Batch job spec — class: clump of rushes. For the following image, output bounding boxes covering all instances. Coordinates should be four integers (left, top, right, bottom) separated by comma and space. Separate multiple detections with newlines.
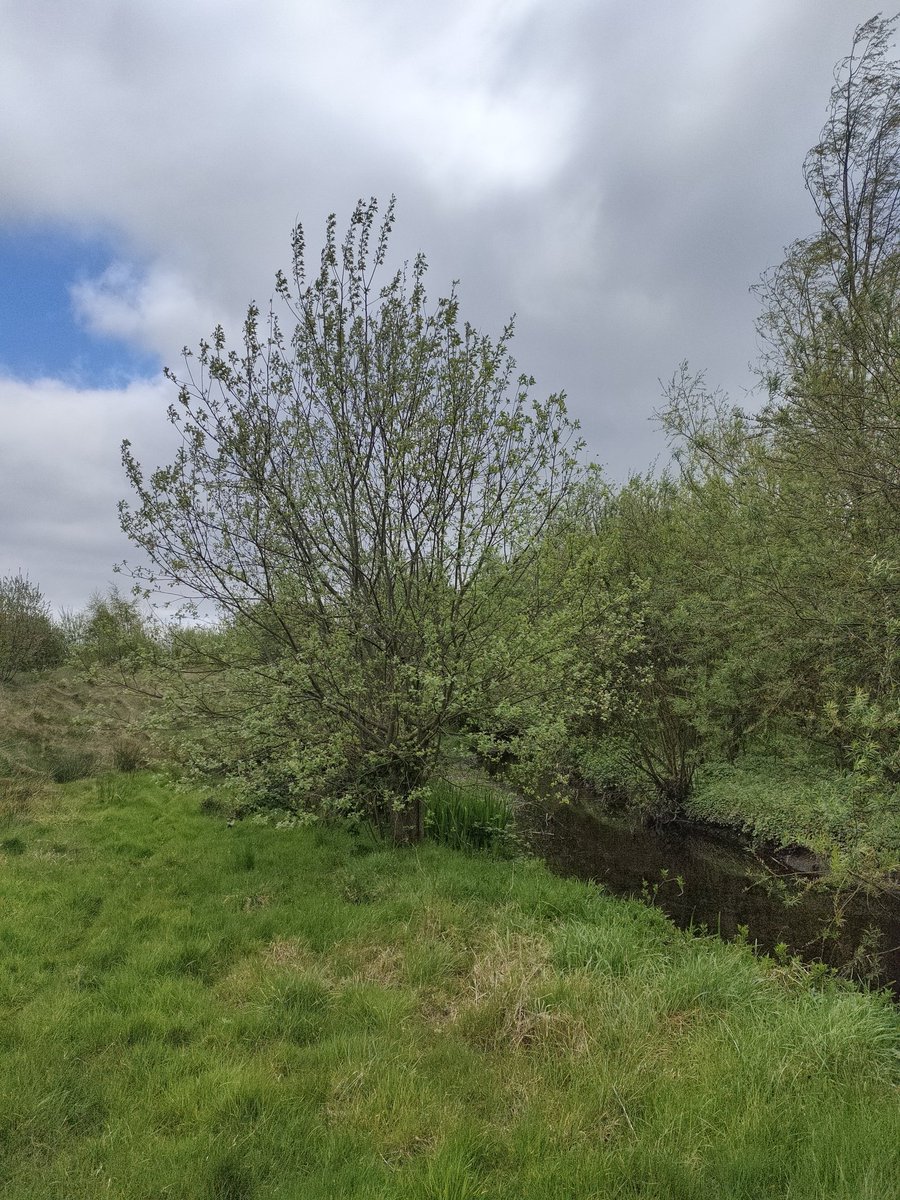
44, 747, 96, 783
425, 780, 514, 852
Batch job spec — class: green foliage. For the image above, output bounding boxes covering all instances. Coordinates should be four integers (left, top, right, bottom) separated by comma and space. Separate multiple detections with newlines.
461, 515, 650, 801
0, 572, 65, 681
572, 735, 639, 797
532, 20, 900, 855
823, 688, 900, 786
121, 199, 582, 839
690, 755, 853, 844
550, 21, 900, 841
65, 587, 154, 668
746, 16, 900, 770
538, 468, 746, 812
425, 780, 513, 852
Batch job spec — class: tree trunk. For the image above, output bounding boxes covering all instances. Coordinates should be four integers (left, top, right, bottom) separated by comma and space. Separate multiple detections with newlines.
390, 794, 424, 845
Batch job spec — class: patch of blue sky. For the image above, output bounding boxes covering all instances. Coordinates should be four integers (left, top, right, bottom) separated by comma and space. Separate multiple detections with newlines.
0, 224, 160, 385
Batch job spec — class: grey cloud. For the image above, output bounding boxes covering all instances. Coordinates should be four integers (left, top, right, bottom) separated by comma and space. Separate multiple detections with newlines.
0, 0, 888, 606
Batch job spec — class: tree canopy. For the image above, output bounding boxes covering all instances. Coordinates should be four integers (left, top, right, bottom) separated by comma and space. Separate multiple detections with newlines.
121, 198, 582, 838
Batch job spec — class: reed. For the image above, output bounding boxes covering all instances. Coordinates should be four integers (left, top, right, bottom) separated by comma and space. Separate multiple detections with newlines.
425, 779, 513, 852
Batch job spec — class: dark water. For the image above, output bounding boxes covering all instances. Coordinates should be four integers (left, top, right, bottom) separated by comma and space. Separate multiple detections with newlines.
525, 797, 900, 995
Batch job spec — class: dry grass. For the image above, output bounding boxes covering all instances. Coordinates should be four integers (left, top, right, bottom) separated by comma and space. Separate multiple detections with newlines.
263, 936, 316, 969
0, 772, 50, 820
0, 667, 158, 781
341, 941, 408, 988
441, 929, 593, 1054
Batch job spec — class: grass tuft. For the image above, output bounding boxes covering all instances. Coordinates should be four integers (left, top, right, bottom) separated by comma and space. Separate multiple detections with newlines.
112, 737, 145, 773
46, 747, 97, 783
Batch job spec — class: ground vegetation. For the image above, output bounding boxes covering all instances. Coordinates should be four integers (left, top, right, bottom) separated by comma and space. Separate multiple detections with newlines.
0, 773, 896, 1199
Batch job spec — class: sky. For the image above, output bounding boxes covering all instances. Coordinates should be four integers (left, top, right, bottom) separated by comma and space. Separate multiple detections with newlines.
0, 0, 888, 612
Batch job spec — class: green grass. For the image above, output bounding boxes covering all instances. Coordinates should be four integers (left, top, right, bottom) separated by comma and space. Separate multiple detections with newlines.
688, 755, 900, 870
425, 779, 513, 852
0, 773, 898, 1198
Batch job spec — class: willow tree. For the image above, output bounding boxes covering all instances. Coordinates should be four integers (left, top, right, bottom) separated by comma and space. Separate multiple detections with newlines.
121, 199, 581, 839
755, 13, 900, 529
658, 17, 900, 780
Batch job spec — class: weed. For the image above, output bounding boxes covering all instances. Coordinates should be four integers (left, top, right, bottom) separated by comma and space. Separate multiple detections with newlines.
95, 775, 126, 804
689, 754, 900, 873
112, 738, 144, 773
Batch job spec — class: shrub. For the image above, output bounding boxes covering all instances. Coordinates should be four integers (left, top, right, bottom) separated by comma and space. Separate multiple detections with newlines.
67, 588, 153, 668
0, 573, 65, 681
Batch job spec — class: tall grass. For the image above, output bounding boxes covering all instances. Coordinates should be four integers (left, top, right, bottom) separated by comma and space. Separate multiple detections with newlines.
0, 772, 896, 1198
425, 780, 513, 852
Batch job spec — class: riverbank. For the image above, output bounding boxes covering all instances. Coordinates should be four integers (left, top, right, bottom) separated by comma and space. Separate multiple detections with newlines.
521, 791, 900, 994
1, 772, 898, 1198
449, 748, 900, 989
685, 755, 900, 875
572, 741, 900, 882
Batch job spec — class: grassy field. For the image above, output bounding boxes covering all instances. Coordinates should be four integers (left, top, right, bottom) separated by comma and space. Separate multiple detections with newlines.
0, 772, 898, 1199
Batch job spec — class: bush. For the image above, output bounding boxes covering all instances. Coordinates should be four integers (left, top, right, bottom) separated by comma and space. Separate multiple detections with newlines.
67, 588, 153, 668
0, 573, 65, 681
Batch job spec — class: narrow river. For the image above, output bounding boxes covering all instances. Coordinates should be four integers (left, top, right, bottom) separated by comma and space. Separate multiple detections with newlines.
524, 796, 900, 996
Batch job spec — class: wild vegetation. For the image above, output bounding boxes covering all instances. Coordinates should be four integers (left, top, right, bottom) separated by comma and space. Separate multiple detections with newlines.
4, 21, 900, 873
1, 14, 900, 1197
468, 15, 900, 877
89, 17, 900, 879
0, 773, 897, 1199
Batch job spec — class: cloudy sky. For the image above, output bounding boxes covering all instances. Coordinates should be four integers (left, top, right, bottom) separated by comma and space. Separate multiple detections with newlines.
0, 0, 887, 611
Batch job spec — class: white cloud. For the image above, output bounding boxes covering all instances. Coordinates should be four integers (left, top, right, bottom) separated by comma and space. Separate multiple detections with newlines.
0, 373, 175, 610
71, 262, 220, 356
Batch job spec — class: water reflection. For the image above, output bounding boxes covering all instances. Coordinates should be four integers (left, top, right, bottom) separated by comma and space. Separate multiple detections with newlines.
524, 796, 900, 995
